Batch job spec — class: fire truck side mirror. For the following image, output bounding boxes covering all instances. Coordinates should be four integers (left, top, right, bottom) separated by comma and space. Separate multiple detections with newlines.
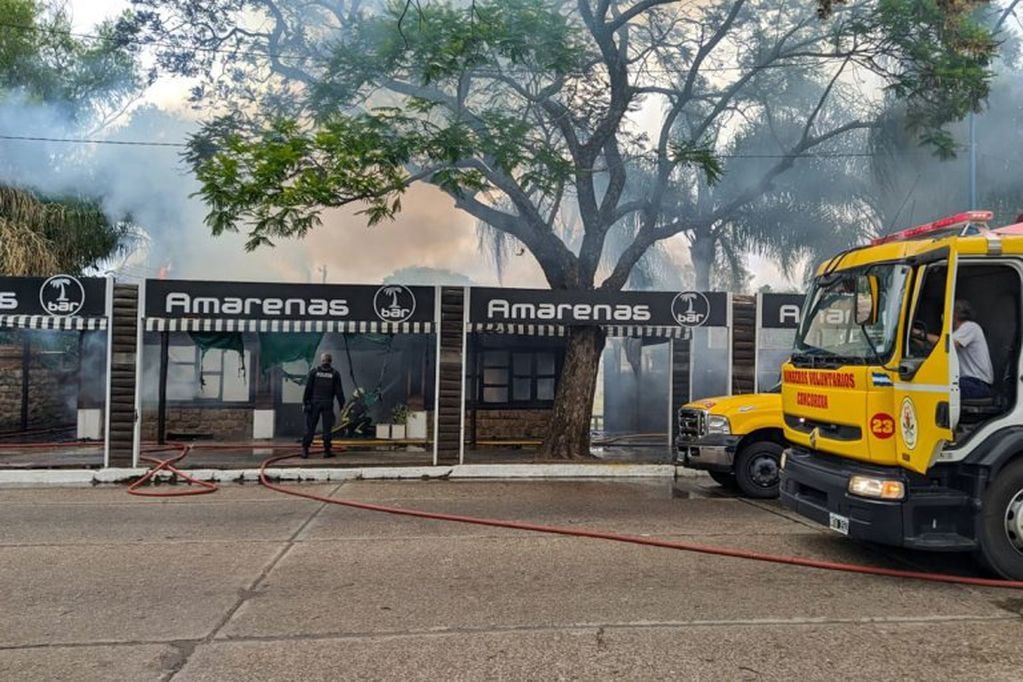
854, 275, 879, 326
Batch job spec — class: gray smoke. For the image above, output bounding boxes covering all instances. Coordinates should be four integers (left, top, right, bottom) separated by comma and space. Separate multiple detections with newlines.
0, 98, 310, 282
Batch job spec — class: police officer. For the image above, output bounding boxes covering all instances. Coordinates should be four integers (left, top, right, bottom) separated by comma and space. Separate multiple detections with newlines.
301, 353, 346, 459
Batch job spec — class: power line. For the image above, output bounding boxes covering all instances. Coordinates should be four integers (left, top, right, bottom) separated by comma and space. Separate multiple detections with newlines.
0, 134, 187, 147
0, 132, 932, 160
0, 133, 884, 158
0, 19, 865, 75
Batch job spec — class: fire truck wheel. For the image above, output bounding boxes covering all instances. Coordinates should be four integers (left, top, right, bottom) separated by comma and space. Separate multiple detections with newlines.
977, 458, 1023, 580
734, 441, 783, 499
707, 470, 737, 489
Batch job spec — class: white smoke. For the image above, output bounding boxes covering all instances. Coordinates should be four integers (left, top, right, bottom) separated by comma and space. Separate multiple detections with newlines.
0, 98, 314, 282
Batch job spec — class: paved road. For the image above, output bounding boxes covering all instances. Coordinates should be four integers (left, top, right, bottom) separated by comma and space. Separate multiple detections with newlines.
1, 477, 1021, 680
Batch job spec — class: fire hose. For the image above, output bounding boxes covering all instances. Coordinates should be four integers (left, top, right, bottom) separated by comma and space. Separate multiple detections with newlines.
109, 441, 1023, 590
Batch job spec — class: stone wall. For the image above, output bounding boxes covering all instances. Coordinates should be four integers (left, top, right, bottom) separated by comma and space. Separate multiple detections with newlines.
469, 408, 552, 441
0, 345, 77, 431
141, 406, 253, 441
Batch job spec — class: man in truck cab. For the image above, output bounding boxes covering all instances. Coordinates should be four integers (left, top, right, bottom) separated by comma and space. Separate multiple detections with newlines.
913, 299, 994, 399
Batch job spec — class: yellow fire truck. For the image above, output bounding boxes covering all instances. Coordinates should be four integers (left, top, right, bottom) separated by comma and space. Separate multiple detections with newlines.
779, 210, 1023, 579
677, 390, 785, 498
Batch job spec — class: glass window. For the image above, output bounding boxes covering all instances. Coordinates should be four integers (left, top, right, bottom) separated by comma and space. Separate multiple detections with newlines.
536, 353, 555, 375
537, 378, 556, 400
483, 387, 508, 402
484, 368, 508, 384
479, 349, 558, 404
281, 360, 309, 404
905, 264, 947, 360
165, 345, 251, 403
512, 378, 530, 400
483, 351, 509, 367
794, 264, 911, 365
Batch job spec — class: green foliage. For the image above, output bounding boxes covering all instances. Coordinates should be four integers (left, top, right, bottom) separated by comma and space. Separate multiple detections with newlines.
130, 0, 995, 288
0, 186, 138, 275
0, 0, 145, 274
857, 0, 994, 158
669, 141, 725, 186
0, 0, 145, 123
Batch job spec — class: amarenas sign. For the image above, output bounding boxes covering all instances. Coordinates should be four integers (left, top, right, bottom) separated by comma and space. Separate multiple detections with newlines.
760, 293, 804, 330
470, 288, 728, 328
145, 280, 435, 324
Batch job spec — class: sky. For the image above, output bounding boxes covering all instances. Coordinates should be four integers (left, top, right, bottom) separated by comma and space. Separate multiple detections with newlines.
62, 0, 793, 290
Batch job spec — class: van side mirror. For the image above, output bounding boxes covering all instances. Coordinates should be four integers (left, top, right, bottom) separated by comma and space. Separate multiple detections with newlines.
854, 275, 880, 326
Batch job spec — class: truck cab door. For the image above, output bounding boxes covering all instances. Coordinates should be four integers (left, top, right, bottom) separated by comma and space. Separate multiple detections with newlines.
897, 249, 958, 474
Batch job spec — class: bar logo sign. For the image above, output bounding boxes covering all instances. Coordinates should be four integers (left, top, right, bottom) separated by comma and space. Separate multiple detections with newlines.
0, 276, 107, 317
39, 275, 86, 316
373, 285, 417, 323
671, 291, 710, 328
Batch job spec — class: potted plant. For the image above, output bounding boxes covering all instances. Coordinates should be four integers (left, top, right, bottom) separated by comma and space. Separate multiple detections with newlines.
390, 403, 409, 440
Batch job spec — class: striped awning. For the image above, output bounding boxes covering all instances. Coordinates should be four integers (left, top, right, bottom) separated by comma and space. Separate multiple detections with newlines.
144, 318, 434, 334
0, 315, 107, 331
469, 323, 691, 339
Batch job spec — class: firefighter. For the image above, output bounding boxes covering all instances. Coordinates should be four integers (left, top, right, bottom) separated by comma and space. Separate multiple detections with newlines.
301, 353, 346, 459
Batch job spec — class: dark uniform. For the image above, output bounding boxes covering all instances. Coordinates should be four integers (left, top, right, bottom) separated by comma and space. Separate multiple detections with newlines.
301, 363, 346, 457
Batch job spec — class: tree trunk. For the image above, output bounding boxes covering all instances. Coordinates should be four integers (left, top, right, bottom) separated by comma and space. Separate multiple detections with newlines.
538, 325, 606, 460
691, 233, 716, 290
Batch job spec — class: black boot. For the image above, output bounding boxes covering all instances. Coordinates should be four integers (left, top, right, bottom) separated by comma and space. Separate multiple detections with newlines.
301, 447, 309, 459
323, 449, 335, 459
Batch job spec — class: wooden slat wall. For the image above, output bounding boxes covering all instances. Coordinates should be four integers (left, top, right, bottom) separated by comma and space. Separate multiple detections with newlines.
670, 337, 691, 443
435, 287, 465, 464
108, 284, 138, 465
731, 294, 756, 395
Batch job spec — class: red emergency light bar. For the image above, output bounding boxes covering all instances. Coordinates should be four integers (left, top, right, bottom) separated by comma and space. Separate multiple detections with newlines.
870, 210, 994, 245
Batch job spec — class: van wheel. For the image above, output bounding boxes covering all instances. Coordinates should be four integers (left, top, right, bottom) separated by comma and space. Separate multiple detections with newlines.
708, 470, 737, 488
977, 458, 1023, 580
734, 441, 783, 499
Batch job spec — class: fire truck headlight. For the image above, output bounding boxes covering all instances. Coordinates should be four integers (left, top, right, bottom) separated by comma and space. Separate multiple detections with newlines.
706, 414, 731, 435
848, 475, 905, 500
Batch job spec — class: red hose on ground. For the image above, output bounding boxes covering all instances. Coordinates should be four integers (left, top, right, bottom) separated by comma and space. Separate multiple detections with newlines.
117, 444, 1023, 588
127, 442, 323, 497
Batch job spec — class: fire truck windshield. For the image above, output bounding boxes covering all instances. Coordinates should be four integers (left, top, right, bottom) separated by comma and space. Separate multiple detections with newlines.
792, 264, 911, 367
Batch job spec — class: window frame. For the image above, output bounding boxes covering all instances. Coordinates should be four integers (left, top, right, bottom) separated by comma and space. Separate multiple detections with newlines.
164, 342, 254, 406
474, 347, 561, 408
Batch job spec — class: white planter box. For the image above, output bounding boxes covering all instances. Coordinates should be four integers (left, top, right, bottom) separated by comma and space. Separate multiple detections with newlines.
406, 411, 427, 439
391, 424, 406, 440
375, 424, 391, 439
77, 409, 103, 440
252, 409, 275, 440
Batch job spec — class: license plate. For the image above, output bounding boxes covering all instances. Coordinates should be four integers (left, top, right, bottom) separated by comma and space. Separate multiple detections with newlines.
829, 512, 850, 535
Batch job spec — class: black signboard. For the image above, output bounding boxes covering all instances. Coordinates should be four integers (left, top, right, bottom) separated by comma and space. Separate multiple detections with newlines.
144, 279, 436, 323
760, 293, 804, 329
0, 275, 108, 317
469, 288, 728, 328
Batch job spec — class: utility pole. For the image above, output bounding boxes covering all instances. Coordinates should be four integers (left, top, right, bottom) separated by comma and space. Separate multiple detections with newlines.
969, 110, 977, 210
319, 265, 327, 284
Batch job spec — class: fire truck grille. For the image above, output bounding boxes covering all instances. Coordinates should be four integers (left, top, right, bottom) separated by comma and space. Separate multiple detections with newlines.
678, 408, 705, 439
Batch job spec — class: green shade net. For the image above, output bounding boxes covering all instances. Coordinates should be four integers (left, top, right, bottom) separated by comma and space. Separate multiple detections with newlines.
188, 332, 245, 386
258, 332, 324, 383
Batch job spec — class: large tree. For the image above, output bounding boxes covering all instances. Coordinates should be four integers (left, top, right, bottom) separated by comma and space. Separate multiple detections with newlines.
0, 0, 145, 276
123, 0, 993, 457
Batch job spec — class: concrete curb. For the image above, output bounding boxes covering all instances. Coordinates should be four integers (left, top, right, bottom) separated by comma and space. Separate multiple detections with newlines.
0, 463, 704, 486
